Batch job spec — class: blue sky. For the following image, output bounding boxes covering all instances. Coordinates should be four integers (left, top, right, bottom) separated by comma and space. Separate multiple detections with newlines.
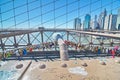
0, 0, 120, 29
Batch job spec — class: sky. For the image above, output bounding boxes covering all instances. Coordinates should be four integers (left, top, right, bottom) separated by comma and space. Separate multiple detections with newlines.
0, 0, 120, 29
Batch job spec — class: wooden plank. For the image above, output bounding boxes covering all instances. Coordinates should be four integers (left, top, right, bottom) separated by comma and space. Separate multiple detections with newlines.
18, 61, 32, 80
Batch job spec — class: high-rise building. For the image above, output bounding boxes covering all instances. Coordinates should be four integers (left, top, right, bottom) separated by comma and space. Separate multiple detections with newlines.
118, 24, 120, 30
103, 14, 117, 31
104, 15, 110, 30
93, 15, 98, 29
90, 20, 94, 29
90, 21, 98, 30
116, 8, 120, 30
98, 9, 107, 30
74, 18, 81, 30
81, 23, 84, 30
108, 14, 117, 31
83, 14, 91, 30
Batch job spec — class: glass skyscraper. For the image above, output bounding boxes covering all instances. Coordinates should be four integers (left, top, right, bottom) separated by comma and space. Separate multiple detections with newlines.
90, 15, 98, 29
74, 18, 81, 30
103, 14, 117, 31
116, 8, 120, 30
94, 15, 98, 29
98, 9, 107, 30
108, 14, 117, 31
83, 14, 91, 30
104, 15, 110, 30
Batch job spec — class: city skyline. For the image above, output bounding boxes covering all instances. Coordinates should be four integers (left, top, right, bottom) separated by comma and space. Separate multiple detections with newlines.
74, 8, 120, 31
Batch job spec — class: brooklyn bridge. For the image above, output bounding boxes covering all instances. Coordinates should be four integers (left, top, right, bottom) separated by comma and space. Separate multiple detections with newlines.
0, 0, 120, 60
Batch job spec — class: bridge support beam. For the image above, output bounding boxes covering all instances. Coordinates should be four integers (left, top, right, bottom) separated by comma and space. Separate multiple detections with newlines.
0, 38, 5, 60
27, 34, 32, 46
13, 36, 18, 48
79, 33, 81, 45
67, 31, 69, 41
40, 31, 44, 51
90, 35, 93, 47
67, 31, 69, 50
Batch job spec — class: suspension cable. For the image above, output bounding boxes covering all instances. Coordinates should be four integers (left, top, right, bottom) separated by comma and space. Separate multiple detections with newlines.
27, 0, 30, 28
0, 8, 3, 29
12, 0, 16, 29
66, 0, 68, 29
54, 0, 56, 29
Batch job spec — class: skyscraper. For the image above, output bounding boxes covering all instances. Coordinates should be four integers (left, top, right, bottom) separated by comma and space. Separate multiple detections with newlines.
90, 20, 94, 29
108, 14, 117, 31
116, 8, 120, 30
83, 14, 91, 30
81, 23, 84, 30
104, 15, 110, 30
93, 15, 98, 29
98, 9, 107, 30
90, 15, 98, 30
74, 18, 81, 30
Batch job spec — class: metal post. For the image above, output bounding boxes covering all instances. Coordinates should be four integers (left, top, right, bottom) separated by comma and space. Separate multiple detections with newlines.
67, 31, 69, 50
0, 38, 5, 60
101, 37, 104, 47
54, 43, 57, 51
78, 33, 81, 44
119, 39, 120, 46
90, 35, 92, 50
67, 32, 69, 41
41, 31, 44, 51
27, 33, 31, 45
13, 36, 17, 48
80, 33, 82, 46
54, 37, 57, 51
111, 38, 113, 46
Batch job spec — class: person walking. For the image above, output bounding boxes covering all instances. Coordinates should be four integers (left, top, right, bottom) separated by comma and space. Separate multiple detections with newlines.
111, 49, 115, 58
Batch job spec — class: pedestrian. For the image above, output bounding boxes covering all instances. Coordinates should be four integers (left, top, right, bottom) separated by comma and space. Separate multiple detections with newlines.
111, 49, 115, 58
98, 47, 101, 55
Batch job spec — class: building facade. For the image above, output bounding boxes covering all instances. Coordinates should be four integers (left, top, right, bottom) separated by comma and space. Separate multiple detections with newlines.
90, 20, 94, 29
116, 9, 120, 30
103, 14, 117, 31
98, 9, 107, 30
74, 18, 81, 30
94, 15, 98, 29
104, 15, 110, 30
83, 14, 91, 30
108, 14, 117, 31
90, 19, 98, 30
